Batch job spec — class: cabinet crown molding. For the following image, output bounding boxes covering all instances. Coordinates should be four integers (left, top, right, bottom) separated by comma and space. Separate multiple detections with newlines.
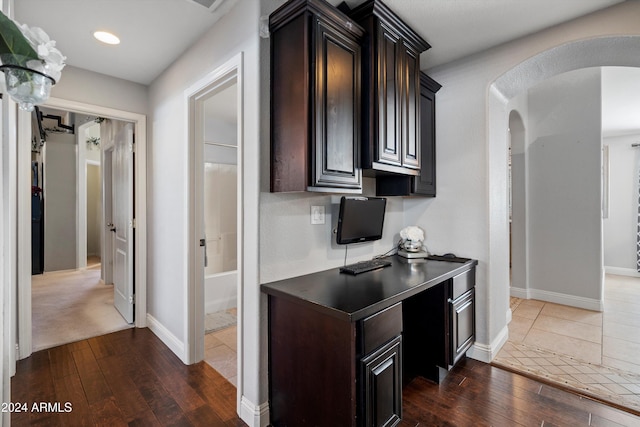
270, 0, 365, 38
349, 0, 431, 52
420, 73, 442, 93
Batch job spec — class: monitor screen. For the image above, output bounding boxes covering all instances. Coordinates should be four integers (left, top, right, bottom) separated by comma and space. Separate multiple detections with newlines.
336, 197, 387, 245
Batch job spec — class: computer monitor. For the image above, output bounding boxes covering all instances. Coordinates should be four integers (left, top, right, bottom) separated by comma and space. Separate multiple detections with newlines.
336, 196, 387, 245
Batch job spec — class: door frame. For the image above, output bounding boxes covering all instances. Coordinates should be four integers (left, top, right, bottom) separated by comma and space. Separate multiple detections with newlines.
76, 120, 95, 270
16, 97, 147, 359
185, 53, 243, 402
102, 144, 114, 287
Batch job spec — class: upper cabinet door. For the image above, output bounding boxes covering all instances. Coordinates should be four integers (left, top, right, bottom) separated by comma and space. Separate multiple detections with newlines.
376, 23, 402, 167
412, 72, 441, 196
349, 0, 430, 177
269, 0, 364, 193
312, 19, 363, 190
401, 43, 420, 170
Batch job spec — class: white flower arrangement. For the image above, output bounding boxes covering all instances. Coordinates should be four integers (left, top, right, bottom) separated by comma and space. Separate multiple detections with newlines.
400, 226, 424, 243
0, 11, 66, 110
16, 23, 66, 82
0, 11, 66, 81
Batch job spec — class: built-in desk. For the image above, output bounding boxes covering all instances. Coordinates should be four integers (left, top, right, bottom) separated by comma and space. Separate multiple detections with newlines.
262, 255, 477, 427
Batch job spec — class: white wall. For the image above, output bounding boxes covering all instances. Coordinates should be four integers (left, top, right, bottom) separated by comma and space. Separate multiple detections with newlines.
147, 0, 261, 422
526, 68, 603, 303
509, 108, 527, 295
51, 66, 148, 115
43, 132, 77, 271
259, 0, 407, 283
604, 134, 640, 272
86, 163, 101, 257
205, 117, 237, 146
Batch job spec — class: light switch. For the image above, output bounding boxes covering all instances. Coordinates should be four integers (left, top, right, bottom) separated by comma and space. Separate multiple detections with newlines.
311, 205, 325, 225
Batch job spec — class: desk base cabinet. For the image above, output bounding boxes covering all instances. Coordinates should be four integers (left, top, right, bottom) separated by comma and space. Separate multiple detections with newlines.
268, 296, 357, 426
451, 288, 475, 366
403, 268, 476, 384
268, 296, 403, 427
361, 336, 402, 427
264, 260, 476, 426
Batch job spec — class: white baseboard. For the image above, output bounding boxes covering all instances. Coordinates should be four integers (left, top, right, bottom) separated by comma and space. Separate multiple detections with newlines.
510, 286, 529, 299
510, 287, 602, 312
528, 289, 603, 312
240, 396, 270, 427
146, 314, 187, 363
605, 266, 640, 278
466, 324, 509, 363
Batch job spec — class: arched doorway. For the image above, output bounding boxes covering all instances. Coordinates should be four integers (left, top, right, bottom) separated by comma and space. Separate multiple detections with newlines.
486, 36, 640, 354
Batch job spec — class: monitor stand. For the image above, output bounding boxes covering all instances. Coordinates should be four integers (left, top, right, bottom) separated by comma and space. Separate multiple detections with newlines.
397, 248, 428, 259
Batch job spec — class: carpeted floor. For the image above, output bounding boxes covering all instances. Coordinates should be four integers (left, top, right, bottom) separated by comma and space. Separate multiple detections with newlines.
32, 264, 132, 351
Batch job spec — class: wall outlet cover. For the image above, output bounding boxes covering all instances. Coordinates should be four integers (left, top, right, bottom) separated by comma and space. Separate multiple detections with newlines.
311, 205, 325, 225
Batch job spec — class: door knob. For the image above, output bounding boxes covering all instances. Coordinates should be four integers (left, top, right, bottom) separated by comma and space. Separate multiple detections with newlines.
107, 222, 116, 232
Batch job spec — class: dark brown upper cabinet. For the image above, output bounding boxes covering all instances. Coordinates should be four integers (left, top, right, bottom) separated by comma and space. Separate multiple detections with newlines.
348, 0, 431, 177
412, 72, 442, 196
375, 72, 441, 197
270, 0, 365, 193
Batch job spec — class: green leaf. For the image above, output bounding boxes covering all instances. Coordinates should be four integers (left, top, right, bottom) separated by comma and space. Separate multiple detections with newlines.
0, 11, 39, 66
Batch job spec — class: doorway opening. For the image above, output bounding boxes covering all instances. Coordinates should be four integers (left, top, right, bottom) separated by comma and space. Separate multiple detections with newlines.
30, 108, 133, 351
186, 54, 243, 396
495, 65, 640, 413
202, 80, 239, 385
16, 98, 147, 359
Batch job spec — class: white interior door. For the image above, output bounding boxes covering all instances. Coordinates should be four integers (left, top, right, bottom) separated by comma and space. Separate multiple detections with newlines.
111, 122, 135, 323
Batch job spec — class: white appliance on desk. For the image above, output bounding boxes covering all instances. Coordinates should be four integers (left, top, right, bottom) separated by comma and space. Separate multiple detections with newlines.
397, 225, 429, 259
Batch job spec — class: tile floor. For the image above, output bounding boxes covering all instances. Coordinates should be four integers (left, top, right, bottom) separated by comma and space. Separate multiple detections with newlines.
204, 308, 238, 387
494, 274, 640, 413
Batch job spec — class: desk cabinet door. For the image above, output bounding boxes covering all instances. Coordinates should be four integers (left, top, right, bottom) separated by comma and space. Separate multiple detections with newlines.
361, 336, 402, 427
450, 288, 475, 366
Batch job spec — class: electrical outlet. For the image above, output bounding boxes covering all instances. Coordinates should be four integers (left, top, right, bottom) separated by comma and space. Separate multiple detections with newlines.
311, 205, 325, 225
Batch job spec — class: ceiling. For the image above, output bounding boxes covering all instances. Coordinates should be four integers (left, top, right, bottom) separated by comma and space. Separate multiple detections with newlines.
15, 0, 638, 137
15, 0, 625, 86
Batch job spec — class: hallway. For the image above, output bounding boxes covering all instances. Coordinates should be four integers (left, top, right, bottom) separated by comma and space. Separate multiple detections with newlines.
495, 274, 640, 414
32, 259, 131, 351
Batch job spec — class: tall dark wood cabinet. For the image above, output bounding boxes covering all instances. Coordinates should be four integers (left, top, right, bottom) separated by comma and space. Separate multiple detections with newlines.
376, 72, 441, 197
270, 0, 364, 193
348, 0, 430, 177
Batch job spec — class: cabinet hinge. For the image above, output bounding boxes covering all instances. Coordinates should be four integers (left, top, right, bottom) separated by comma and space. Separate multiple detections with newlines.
130, 218, 136, 229
129, 294, 135, 305
129, 142, 135, 153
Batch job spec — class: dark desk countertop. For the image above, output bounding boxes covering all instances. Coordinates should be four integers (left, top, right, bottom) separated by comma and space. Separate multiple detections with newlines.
261, 255, 478, 322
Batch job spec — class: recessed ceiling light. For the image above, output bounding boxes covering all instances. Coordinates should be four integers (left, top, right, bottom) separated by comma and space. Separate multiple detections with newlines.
93, 31, 120, 45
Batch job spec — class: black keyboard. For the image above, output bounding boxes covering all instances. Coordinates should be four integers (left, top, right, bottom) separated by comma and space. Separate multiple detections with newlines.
426, 255, 470, 263
340, 259, 392, 275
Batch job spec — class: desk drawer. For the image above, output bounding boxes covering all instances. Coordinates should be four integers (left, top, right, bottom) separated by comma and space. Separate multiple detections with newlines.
452, 268, 475, 300
360, 302, 402, 355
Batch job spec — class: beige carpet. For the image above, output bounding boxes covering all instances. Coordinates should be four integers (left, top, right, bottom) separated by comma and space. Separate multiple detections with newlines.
32, 264, 132, 351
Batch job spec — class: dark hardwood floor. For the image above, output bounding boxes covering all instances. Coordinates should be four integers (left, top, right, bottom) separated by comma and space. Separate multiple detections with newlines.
11, 328, 640, 426
11, 328, 246, 427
